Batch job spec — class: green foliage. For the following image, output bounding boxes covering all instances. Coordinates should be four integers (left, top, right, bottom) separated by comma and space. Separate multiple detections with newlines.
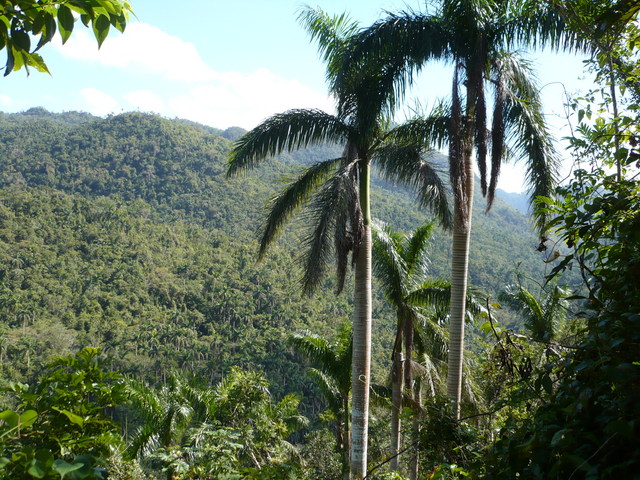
126, 367, 307, 480
0, 347, 124, 479
479, 9, 640, 476
0, 1, 132, 76
0, 108, 563, 477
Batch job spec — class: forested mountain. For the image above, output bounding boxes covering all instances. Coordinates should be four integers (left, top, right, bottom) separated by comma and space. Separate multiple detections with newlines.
0, 108, 551, 401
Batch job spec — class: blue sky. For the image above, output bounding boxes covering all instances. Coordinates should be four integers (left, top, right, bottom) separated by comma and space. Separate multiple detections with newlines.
0, 0, 593, 192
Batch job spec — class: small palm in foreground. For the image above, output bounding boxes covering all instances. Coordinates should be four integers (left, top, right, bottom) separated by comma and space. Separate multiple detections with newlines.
499, 282, 571, 342
289, 324, 352, 480
372, 221, 484, 475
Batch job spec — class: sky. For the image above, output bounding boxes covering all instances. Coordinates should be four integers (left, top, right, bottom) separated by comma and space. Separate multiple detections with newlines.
0, 0, 594, 193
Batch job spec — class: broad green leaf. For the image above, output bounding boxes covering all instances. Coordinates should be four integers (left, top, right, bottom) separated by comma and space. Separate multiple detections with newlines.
92, 15, 110, 48
12, 48, 26, 72
35, 14, 57, 50
28, 459, 47, 479
0, 410, 19, 428
25, 52, 50, 74
52, 407, 84, 426
57, 6, 75, 44
550, 428, 567, 446
19, 410, 38, 428
53, 459, 83, 479
11, 29, 30, 51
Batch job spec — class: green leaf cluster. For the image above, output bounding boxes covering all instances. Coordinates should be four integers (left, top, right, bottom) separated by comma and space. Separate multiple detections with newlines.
0, 1, 132, 76
0, 347, 125, 479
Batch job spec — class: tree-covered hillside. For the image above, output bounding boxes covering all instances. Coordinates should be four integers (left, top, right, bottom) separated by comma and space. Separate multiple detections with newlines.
0, 109, 552, 400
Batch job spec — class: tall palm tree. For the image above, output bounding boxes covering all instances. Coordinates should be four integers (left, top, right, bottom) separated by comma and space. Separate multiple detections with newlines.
227, 8, 450, 478
339, 0, 582, 417
289, 325, 352, 480
372, 221, 484, 475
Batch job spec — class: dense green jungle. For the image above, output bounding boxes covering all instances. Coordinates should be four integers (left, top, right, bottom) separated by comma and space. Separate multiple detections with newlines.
0, 108, 550, 392
1, 1, 639, 480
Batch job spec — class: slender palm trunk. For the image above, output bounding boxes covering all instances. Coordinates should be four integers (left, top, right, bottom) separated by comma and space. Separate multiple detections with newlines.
409, 379, 422, 480
351, 160, 372, 479
339, 397, 351, 480
390, 350, 404, 471
446, 98, 476, 419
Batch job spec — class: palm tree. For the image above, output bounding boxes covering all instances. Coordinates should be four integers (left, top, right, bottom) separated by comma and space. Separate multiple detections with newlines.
124, 375, 195, 480
339, 0, 582, 417
289, 325, 352, 480
372, 221, 484, 476
227, 8, 450, 478
499, 282, 570, 342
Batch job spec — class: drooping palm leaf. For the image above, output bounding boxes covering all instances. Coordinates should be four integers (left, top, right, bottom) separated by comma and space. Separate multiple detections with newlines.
488, 71, 507, 211
301, 160, 362, 293
498, 52, 559, 231
289, 330, 342, 377
372, 221, 408, 307
227, 109, 350, 175
374, 142, 452, 228
404, 222, 435, 280
258, 157, 342, 257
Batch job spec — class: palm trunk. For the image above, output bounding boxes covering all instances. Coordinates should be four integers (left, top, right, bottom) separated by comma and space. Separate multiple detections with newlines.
351, 160, 372, 479
390, 350, 404, 471
341, 396, 351, 480
409, 379, 422, 480
447, 97, 475, 419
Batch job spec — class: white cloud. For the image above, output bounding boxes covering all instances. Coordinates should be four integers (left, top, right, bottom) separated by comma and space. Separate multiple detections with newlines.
54, 22, 218, 83
168, 69, 334, 129
123, 90, 166, 113
54, 22, 334, 129
0, 94, 12, 106
80, 88, 119, 116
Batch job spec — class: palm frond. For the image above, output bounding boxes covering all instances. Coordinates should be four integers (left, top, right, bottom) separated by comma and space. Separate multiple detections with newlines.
274, 393, 310, 433
498, 52, 559, 232
125, 424, 160, 460
301, 160, 361, 294
374, 142, 452, 229
461, 357, 484, 412
413, 313, 449, 363
227, 109, 350, 176
471, 36, 488, 198
259, 157, 342, 257
502, 1, 591, 53
297, 6, 359, 84
499, 284, 548, 340
123, 378, 163, 422
449, 61, 467, 224
372, 221, 408, 307
488, 72, 507, 211
336, 11, 450, 118
413, 353, 444, 398
407, 279, 452, 312
307, 368, 343, 413
404, 222, 434, 279
385, 103, 451, 149
289, 330, 341, 375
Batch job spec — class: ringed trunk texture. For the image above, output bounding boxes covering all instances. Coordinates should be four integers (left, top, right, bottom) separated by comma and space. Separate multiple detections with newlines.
446, 134, 475, 419
409, 379, 422, 480
342, 396, 351, 480
351, 161, 372, 479
390, 351, 404, 471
